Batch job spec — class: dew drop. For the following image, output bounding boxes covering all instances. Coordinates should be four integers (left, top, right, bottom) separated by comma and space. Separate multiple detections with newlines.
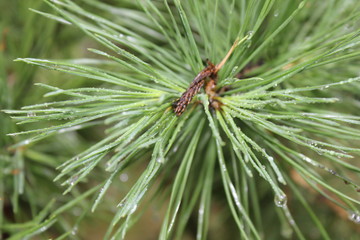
27, 112, 36, 117
99, 187, 106, 195
320, 85, 329, 90
231, 66, 239, 75
348, 77, 357, 83
68, 175, 79, 186
198, 206, 205, 217
328, 150, 336, 156
120, 173, 129, 182
274, 10, 279, 17
348, 212, 360, 224
220, 163, 227, 172
126, 36, 136, 42
105, 161, 111, 168
315, 148, 323, 155
247, 30, 254, 38
71, 226, 78, 235
156, 157, 164, 163
300, 154, 312, 164
274, 194, 287, 208
130, 204, 138, 214
172, 145, 179, 152
7, 133, 17, 136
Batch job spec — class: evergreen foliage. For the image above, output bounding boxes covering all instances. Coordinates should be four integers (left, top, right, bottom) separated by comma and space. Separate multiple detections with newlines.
2, 0, 360, 239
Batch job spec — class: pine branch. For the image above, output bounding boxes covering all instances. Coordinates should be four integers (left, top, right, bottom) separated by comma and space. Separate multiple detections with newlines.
3, 0, 360, 239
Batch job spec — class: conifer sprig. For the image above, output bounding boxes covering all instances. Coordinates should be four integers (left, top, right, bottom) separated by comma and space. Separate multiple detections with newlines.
4, 0, 360, 239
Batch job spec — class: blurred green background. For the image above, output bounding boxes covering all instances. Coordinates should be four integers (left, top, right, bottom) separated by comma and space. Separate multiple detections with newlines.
1, 1, 165, 239
0, 1, 100, 239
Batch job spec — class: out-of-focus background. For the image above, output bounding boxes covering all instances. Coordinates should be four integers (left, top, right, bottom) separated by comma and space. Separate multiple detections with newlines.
1, 1, 168, 239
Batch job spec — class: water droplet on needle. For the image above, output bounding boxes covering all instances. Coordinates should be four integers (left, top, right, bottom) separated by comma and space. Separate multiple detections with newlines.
274, 194, 287, 208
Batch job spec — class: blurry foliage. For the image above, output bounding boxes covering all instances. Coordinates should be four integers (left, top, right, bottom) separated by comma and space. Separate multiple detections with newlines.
0, 1, 97, 239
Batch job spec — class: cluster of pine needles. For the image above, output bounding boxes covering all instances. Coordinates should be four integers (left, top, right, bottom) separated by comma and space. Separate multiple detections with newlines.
2, 0, 360, 239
